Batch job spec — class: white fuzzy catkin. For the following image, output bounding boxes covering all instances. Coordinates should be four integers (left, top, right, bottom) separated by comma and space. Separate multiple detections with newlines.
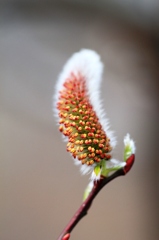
54, 49, 116, 148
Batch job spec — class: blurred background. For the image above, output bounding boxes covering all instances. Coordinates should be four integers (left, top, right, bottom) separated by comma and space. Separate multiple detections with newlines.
1, 1, 159, 240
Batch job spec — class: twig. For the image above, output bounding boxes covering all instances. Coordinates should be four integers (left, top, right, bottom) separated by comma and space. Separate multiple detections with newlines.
57, 154, 135, 240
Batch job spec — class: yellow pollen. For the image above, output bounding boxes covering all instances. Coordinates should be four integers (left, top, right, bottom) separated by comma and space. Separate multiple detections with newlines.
65, 106, 70, 111
70, 148, 76, 153
75, 140, 80, 145
67, 142, 71, 147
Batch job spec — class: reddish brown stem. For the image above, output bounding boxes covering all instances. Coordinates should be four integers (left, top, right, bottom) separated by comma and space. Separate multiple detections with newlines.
57, 154, 135, 240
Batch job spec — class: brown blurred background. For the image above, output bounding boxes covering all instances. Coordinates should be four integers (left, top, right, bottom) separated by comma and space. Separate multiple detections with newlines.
1, 1, 159, 240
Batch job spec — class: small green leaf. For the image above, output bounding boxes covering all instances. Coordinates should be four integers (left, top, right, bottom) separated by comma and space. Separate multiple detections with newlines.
94, 165, 101, 176
124, 145, 131, 161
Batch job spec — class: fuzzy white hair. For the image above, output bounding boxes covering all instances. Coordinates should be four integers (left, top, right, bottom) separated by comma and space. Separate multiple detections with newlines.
54, 49, 116, 145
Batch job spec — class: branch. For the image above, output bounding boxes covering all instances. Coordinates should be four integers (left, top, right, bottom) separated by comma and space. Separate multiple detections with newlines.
57, 154, 135, 240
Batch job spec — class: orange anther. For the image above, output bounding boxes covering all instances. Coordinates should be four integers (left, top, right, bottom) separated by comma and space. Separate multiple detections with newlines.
89, 160, 94, 165
100, 139, 105, 144
76, 146, 80, 151
83, 116, 89, 120
98, 150, 102, 154
64, 120, 69, 126
88, 132, 94, 137
67, 128, 73, 133
79, 109, 83, 114
59, 119, 64, 124
71, 122, 76, 127
85, 140, 89, 144
65, 106, 70, 111
91, 148, 95, 153
81, 159, 86, 164
96, 158, 101, 162
75, 140, 80, 145
74, 132, 78, 137
79, 147, 83, 152
69, 138, 74, 143
91, 127, 96, 132
99, 143, 104, 148
83, 153, 87, 158
63, 131, 69, 136
100, 153, 105, 158
78, 155, 82, 160
88, 146, 92, 151
81, 133, 86, 138
106, 154, 111, 159
88, 139, 92, 144
79, 140, 83, 145
104, 147, 109, 152
59, 126, 63, 132
95, 134, 99, 138
78, 127, 82, 131
93, 139, 99, 144
72, 108, 78, 112
89, 111, 94, 116
70, 148, 76, 153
